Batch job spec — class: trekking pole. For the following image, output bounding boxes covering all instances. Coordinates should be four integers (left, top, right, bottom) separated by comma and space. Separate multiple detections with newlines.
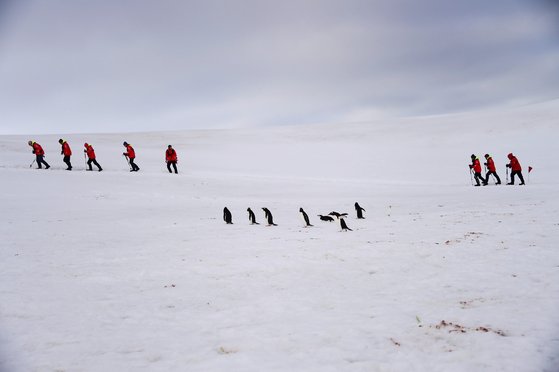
83, 152, 88, 170
123, 154, 132, 171
469, 167, 474, 186
29, 159, 36, 168
506, 167, 509, 184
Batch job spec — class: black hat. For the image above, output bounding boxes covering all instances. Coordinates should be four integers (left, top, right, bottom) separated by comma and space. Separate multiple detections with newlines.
123, 141, 128, 146
58, 139, 63, 143
168, 145, 172, 148
471, 154, 476, 159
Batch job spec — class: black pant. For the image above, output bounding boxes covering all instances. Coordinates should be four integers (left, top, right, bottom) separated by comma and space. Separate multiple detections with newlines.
474, 172, 486, 186
167, 161, 178, 174
485, 171, 501, 184
36, 155, 50, 169
129, 158, 140, 171
63, 155, 72, 170
510, 170, 525, 185
87, 158, 102, 171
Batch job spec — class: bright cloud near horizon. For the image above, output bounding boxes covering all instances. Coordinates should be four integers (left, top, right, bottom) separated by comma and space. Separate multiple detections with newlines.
1, 0, 558, 134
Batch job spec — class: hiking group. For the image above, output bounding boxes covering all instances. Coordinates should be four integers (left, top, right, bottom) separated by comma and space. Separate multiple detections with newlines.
469, 153, 527, 186
28, 139, 529, 185
27, 139, 180, 174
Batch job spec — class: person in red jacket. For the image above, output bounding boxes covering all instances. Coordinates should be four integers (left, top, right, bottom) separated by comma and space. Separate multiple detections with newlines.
469, 154, 487, 186
84, 143, 103, 172
506, 153, 525, 185
165, 145, 178, 174
58, 139, 73, 170
28, 140, 50, 169
483, 154, 501, 185
122, 141, 140, 172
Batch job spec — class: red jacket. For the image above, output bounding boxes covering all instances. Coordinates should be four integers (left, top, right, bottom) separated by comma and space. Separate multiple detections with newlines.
124, 144, 136, 159
84, 144, 96, 159
486, 156, 496, 172
471, 158, 482, 173
32, 142, 45, 156
166, 148, 177, 162
508, 154, 521, 171
61, 141, 72, 156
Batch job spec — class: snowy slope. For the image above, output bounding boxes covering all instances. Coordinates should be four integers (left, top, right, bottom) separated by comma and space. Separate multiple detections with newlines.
1, 101, 559, 372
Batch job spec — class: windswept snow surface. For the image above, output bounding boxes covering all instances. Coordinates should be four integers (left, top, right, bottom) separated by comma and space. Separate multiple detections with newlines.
1, 102, 559, 371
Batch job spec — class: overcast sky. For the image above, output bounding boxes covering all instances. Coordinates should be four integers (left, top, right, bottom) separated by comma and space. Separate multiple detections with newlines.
0, 0, 558, 134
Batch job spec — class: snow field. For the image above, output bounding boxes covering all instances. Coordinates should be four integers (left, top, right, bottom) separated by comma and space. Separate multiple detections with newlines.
1, 101, 559, 371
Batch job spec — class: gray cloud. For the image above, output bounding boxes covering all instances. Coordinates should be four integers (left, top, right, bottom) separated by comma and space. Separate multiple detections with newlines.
0, 0, 558, 134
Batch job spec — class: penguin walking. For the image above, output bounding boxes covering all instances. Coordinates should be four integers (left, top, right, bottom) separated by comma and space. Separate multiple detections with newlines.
318, 214, 335, 222
355, 202, 366, 219
262, 208, 277, 226
339, 217, 353, 232
299, 208, 313, 227
223, 207, 233, 224
247, 208, 259, 225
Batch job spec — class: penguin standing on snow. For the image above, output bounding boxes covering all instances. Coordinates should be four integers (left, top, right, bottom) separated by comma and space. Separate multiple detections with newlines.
262, 208, 277, 226
223, 207, 233, 224
299, 208, 313, 227
355, 202, 366, 219
247, 208, 259, 225
339, 217, 353, 232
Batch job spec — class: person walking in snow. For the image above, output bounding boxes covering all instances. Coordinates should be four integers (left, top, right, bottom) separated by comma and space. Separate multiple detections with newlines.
122, 141, 140, 172
165, 145, 178, 174
483, 154, 501, 185
506, 153, 525, 185
28, 140, 50, 169
469, 154, 487, 186
58, 139, 72, 170
84, 143, 103, 171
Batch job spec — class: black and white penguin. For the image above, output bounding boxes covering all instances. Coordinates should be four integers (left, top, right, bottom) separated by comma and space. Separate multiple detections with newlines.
355, 202, 366, 219
339, 217, 352, 231
329, 211, 348, 219
247, 208, 259, 225
223, 207, 233, 224
262, 207, 277, 226
318, 214, 335, 222
299, 208, 313, 227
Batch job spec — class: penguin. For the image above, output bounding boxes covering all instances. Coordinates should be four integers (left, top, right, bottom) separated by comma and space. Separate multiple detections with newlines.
262, 207, 277, 226
223, 207, 233, 224
299, 208, 313, 227
329, 211, 348, 219
355, 202, 366, 219
247, 208, 259, 225
318, 214, 335, 222
339, 217, 352, 232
